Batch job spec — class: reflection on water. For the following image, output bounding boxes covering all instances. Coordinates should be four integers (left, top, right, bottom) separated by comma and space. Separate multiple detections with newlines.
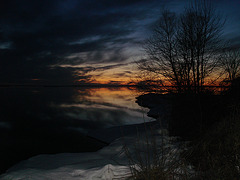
0, 87, 151, 173
57, 88, 151, 132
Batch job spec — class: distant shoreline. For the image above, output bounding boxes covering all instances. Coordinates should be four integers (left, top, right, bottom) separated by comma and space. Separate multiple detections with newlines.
0, 84, 229, 88
0, 84, 137, 88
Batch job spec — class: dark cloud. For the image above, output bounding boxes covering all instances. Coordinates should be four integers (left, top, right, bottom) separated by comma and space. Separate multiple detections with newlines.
0, 0, 239, 84
124, 71, 133, 74
61, 63, 128, 74
113, 72, 132, 78
0, 0, 154, 84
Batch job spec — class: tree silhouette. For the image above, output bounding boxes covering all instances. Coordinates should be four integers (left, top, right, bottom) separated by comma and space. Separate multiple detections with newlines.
138, 0, 224, 93
220, 47, 240, 81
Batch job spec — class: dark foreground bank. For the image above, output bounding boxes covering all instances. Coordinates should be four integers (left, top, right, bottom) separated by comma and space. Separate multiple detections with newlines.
0, 130, 107, 174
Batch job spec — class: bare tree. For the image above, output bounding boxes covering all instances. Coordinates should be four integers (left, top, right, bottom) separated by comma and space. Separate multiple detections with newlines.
220, 48, 240, 81
138, 0, 224, 93
138, 9, 181, 91
177, 0, 224, 93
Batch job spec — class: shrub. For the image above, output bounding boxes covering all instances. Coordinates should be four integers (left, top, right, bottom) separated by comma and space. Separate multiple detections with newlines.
187, 105, 240, 179
124, 125, 193, 180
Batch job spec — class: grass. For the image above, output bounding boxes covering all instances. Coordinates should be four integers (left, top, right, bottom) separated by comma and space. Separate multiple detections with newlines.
186, 105, 240, 180
125, 79, 240, 179
123, 123, 194, 180
124, 108, 240, 179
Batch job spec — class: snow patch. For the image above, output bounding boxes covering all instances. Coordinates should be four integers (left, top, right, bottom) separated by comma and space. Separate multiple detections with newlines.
0, 123, 183, 180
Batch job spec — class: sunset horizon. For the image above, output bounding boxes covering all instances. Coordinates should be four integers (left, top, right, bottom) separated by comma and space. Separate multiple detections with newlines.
1, 0, 240, 179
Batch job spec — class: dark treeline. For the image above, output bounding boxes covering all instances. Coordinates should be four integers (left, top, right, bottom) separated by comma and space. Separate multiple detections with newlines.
137, 0, 240, 94
132, 1, 240, 179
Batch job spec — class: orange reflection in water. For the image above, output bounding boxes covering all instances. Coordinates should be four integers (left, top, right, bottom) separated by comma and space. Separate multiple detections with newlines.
60, 87, 153, 126
74, 87, 141, 110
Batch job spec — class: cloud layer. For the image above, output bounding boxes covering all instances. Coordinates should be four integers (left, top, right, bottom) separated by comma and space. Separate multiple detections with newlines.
0, 0, 239, 84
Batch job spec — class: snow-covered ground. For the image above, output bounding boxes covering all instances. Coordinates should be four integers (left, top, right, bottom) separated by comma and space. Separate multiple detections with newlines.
0, 136, 133, 180
0, 121, 183, 180
0, 94, 184, 180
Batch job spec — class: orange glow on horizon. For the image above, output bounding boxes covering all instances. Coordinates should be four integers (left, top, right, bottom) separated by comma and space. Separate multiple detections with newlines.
70, 62, 230, 86
74, 62, 137, 85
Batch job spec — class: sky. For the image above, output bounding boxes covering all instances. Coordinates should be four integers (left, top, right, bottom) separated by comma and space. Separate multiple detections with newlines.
0, 0, 240, 85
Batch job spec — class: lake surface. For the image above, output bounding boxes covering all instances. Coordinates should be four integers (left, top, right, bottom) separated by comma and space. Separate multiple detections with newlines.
0, 87, 152, 173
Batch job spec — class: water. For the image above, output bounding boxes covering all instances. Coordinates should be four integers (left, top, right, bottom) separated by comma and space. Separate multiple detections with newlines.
0, 87, 151, 173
